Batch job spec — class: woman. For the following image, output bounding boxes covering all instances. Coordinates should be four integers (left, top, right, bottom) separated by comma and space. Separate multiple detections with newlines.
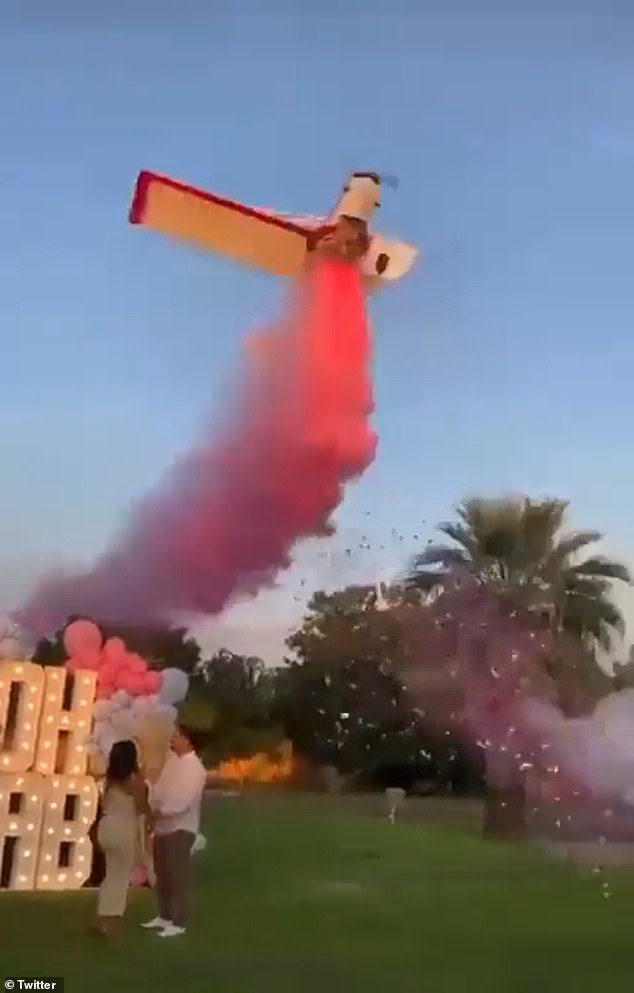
91, 739, 152, 937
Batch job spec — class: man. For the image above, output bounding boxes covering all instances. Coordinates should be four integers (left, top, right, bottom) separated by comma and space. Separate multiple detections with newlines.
141, 724, 206, 938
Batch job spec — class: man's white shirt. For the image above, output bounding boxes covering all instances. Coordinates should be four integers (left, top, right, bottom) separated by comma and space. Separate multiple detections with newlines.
151, 750, 206, 835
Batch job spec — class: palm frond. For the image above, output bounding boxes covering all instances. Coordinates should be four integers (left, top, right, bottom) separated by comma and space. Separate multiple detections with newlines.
410, 494, 629, 657
564, 575, 611, 599
562, 592, 626, 650
410, 545, 470, 571
436, 522, 480, 559
406, 571, 450, 593
568, 556, 632, 584
541, 532, 603, 581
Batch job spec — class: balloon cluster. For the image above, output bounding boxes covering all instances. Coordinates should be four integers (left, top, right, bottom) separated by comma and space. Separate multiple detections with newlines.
62, 619, 190, 761
64, 620, 159, 699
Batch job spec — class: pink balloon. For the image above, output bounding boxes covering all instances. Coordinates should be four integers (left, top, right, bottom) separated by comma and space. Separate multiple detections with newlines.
129, 674, 149, 696
144, 670, 161, 694
63, 620, 102, 659
97, 667, 115, 688
96, 683, 114, 699
128, 653, 147, 675
73, 649, 102, 672
102, 637, 127, 668
118, 671, 138, 694
106, 655, 127, 676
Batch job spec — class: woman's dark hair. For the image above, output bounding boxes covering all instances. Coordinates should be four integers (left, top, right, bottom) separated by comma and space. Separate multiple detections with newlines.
106, 739, 139, 785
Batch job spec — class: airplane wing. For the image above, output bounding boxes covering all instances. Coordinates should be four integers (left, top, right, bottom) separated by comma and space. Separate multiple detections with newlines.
257, 209, 326, 229
129, 171, 328, 277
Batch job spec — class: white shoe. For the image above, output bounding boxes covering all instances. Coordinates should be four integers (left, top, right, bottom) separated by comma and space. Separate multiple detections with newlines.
191, 832, 206, 854
141, 917, 171, 929
158, 924, 186, 938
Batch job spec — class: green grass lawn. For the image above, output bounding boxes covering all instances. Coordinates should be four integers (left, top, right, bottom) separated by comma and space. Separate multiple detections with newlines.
3, 792, 634, 993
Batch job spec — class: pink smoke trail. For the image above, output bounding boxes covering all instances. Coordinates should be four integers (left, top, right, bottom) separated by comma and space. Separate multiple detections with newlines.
18, 258, 376, 636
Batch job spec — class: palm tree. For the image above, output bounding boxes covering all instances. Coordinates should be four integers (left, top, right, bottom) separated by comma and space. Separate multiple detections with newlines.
407, 496, 631, 839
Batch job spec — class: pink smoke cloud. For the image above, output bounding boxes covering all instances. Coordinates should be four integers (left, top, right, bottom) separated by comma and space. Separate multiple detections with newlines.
17, 259, 376, 637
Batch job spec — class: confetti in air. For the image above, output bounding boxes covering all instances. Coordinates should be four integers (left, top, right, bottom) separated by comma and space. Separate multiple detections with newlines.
397, 570, 634, 885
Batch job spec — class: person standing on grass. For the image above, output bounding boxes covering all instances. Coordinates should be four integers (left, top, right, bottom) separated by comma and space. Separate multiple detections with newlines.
92, 739, 153, 938
141, 724, 206, 939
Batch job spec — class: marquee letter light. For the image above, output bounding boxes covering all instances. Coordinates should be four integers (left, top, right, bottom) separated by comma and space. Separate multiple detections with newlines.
0, 771, 46, 890
34, 668, 96, 777
0, 661, 45, 773
35, 774, 99, 890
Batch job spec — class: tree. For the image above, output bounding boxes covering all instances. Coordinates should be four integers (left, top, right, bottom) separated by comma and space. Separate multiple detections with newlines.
281, 586, 405, 773
286, 585, 405, 669
409, 497, 630, 652
280, 586, 475, 789
32, 619, 201, 673
190, 649, 284, 762
406, 496, 631, 838
176, 693, 217, 734
108, 625, 202, 674
194, 649, 270, 722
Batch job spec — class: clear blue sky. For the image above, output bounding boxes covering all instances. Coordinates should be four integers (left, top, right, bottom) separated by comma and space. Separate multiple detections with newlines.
1, 2, 633, 657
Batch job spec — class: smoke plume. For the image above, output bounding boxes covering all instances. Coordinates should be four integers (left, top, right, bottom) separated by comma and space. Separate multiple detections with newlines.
18, 258, 376, 636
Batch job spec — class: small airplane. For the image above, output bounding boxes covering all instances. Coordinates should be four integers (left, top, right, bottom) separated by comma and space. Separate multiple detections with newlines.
128, 170, 417, 291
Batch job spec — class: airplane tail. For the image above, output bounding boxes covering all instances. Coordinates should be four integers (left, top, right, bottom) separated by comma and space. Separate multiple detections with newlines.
361, 235, 418, 288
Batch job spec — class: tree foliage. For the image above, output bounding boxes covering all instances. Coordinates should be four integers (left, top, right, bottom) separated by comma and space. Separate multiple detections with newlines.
408, 496, 631, 654
189, 648, 285, 762
32, 618, 201, 673
278, 586, 478, 788
406, 495, 632, 834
